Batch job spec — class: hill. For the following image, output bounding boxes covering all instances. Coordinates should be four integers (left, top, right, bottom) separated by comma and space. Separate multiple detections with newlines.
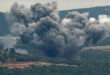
0, 12, 10, 36
1, 6, 110, 36
0, 61, 110, 75
80, 46, 110, 61
59, 6, 110, 20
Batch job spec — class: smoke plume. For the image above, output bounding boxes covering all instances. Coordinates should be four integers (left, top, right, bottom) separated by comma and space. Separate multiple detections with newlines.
0, 35, 17, 49
10, 2, 110, 58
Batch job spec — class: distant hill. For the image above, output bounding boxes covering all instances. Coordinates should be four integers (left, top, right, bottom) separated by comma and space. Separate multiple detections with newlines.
80, 46, 110, 61
1, 6, 110, 36
59, 6, 110, 20
0, 12, 10, 36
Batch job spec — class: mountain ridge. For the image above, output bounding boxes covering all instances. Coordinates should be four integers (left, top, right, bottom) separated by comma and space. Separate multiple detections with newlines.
59, 5, 110, 20
1, 5, 110, 36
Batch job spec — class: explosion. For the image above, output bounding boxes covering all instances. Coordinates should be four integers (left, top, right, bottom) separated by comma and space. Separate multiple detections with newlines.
9, 1, 110, 58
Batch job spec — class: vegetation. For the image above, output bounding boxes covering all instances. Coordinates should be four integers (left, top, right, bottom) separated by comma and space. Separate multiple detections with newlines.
0, 12, 10, 36
1, 6, 110, 36
0, 61, 110, 75
80, 49, 110, 62
0, 47, 110, 75
59, 6, 110, 20
1, 6, 110, 75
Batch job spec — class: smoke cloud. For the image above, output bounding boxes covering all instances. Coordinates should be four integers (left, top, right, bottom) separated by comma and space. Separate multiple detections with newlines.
85, 15, 110, 45
0, 35, 17, 49
10, 2, 110, 58
15, 49, 28, 55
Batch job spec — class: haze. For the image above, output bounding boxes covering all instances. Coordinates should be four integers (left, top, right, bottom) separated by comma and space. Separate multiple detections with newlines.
0, 0, 110, 12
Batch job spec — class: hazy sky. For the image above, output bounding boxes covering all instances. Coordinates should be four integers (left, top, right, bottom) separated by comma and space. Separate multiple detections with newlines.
0, 0, 110, 12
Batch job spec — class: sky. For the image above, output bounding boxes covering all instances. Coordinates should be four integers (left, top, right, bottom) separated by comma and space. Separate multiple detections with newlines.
0, 0, 110, 12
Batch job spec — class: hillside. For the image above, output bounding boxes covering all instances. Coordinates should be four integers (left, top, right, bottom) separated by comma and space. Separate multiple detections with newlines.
0, 61, 110, 75
0, 12, 10, 36
1, 6, 110, 36
59, 6, 110, 20
0, 61, 77, 69
80, 46, 110, 61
